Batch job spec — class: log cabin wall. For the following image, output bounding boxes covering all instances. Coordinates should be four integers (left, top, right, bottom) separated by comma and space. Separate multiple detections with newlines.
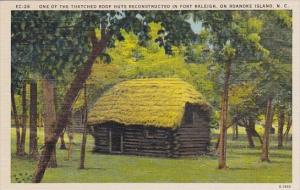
92, 125, 110, 152
172, 105, 211, 157
91, 122, 174, 157
90, 105, 210, 158
123, 126, 173, 157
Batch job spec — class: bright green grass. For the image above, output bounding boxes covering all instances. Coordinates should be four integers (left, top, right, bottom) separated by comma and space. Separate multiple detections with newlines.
11, 128, 292, 183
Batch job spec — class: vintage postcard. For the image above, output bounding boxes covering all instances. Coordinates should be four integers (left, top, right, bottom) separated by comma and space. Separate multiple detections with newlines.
0, 0, 299, 190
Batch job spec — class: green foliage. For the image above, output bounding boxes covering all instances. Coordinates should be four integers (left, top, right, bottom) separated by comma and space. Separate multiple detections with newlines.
11, 11, 196, 91
72, 24, 215, 111
12, 172, 33, 183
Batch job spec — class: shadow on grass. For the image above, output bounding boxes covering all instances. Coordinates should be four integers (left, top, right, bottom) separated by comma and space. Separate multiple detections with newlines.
268, 160, 288, 164
227, 167, 249, 171
269, 146, 292, 150
11, 155, 38, 163
269, 153, 292, 159
237, 151, 260, 156
83, 167, 107, 171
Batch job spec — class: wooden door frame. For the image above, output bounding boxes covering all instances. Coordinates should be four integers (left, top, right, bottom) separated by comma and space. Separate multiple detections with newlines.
109, 128, 123, 153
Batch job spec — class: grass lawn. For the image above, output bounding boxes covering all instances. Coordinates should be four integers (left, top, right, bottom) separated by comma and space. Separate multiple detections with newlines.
11, 128, 292, 183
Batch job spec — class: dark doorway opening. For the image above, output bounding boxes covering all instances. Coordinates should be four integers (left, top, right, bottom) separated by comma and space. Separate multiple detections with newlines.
110, 128, 123, 153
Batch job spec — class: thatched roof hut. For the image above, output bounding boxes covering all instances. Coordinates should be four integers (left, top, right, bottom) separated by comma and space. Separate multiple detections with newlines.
88, 78, 211, 157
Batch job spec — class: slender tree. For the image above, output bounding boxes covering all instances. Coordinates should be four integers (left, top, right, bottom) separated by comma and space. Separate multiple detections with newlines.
29, 80, 39, 159
79, 84, 88, 169
284, 114, 292, 143
218, 43, 235, 168
261, 97, 273, 162
194, 11, 268, 169
277, 106, 285, 148
42, 78, 57, 168
59, 133, 67, 150
11, 89, 21, 155
19, 81, 27, 156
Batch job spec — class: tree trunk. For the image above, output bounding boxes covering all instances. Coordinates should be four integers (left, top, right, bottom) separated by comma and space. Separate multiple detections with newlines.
52, 83, 67, 151
59, 132, 67, 150
245, 125, 255, 148
284, 116, 292, 144
215, 134, 220, 150
19, 82, 27, 156
261, 98, 272, 162
277, 107, 285, 148
252, 128, 263, 145
32, 32, 111, 183
29, 81, 39, 159
67, 134, 73, 160
41, 79, 57, 168
232, 124, 236, 140
79, 84, 88, 169
235, 124, 238, 139
248, 118, 260, 147
218, 60, 231, 169
67, 112, 74, 160
11, 89, 21, 155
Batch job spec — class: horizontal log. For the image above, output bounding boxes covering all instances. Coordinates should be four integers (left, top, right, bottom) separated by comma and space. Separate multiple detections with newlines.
93, 127, 108, 130
176, 133, 209, 138
94, 138, 109, 142
123, 150, 168, 156
178, 147, 207, 152
124, 134, 168, 140
179, 144, 208, 148
176, 128, 209, 132
124, 138, 171, 144
176, 131, 208, 135
124, 146, 170, 151
124, 132, 169, 137
94, 142, 109, 146
133, 152, 170, 157
178, 141, 209, 145
178, 136, 210, 140
140, 150, 170, 154
181, 123, 209, 128
93, 147, 109, 152
124, 145, 170, 150
93, 136, 109, 140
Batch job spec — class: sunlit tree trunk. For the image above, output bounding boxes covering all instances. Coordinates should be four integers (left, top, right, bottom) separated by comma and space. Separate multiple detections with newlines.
277, 107, 285, 148
252, 129, 263, 145
32, 31, 111, 183
218, 60, 231, 169
284, 115, 292, 144
41, 79, 57, 168
231, 124, 237, 140
11, 89, 21, 155
261, 98, 273, 162
19, 81, 27, 156
29, 80, 39, 159
79, 84, 88, 169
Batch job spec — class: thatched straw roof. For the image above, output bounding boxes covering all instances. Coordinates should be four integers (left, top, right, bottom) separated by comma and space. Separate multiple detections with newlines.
87, 78, 209, 128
